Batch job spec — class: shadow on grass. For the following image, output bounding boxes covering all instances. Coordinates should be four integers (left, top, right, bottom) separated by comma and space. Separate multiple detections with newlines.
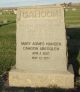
66, 28, 80, 79
2, 87, 80, 92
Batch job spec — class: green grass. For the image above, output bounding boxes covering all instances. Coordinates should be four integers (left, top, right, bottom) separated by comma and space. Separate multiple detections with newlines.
0, 23, 16, 75
65, 8, 80, 27
0, 11, 16, 75
0, 11, 16, 23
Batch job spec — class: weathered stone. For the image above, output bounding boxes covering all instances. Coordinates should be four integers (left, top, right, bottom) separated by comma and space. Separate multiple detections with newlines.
9, 5, 74, 88
9, 69, 74, 88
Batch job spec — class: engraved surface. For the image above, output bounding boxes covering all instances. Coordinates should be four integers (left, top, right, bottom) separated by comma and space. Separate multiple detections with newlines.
9, 5, 74, 88
16, 5, 67, 72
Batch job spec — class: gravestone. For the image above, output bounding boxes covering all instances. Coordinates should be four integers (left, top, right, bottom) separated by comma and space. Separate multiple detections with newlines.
9, 5, 74, 88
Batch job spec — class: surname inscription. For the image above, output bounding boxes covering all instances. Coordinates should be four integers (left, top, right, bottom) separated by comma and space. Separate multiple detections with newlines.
18, 8, 62, 21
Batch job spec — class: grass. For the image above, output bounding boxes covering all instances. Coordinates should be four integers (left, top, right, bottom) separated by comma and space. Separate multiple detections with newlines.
0, 11, 16, 76
65, 8, 80, 27
0, 11, 16, 23
0, 8, 80, 89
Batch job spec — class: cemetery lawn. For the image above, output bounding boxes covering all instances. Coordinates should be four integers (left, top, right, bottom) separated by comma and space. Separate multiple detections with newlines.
0, 11, 16, 76
65, 8, 80, 27
0, 8, 80, 89
0, 10, 15, 24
